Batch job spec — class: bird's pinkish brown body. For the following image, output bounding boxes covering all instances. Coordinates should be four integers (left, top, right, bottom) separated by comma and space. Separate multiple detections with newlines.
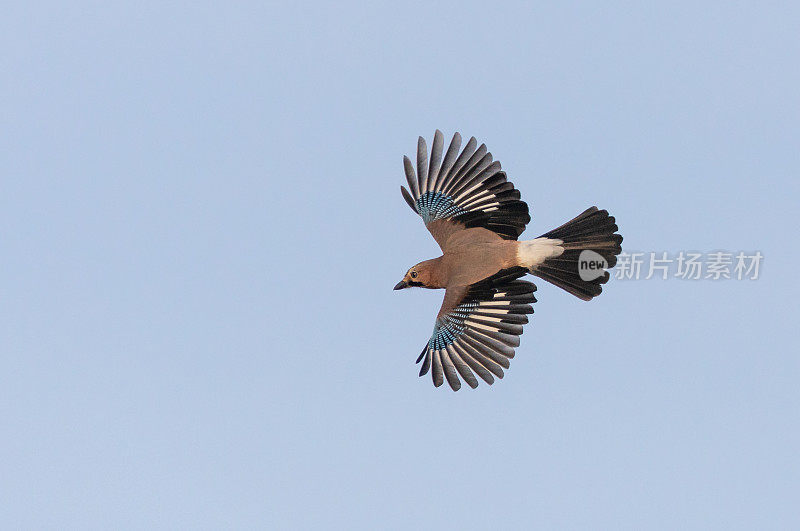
399, 228, 518, 290
395, 130, 623, 391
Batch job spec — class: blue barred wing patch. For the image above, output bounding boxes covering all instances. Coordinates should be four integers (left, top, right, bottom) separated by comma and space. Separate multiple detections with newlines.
428, 301, 478, 350
415, 191, 466, 225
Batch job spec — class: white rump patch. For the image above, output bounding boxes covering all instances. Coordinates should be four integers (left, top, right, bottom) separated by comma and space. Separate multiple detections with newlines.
517, 237, 564, 269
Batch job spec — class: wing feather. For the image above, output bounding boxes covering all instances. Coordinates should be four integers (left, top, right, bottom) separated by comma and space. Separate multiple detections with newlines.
435, 132, 462, 192
415, 267, 537, 390
446, 344, 478, 389
431, 350, 444, 387
403, 155, 419, 199
438, 136, 477, 193
416, 136, 428, 194
399, 132, 530, 249
427, 130, 444, 193
453, 342, 494, 384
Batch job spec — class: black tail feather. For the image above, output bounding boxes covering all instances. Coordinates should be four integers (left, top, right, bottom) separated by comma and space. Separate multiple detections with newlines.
532, 207, 623, 301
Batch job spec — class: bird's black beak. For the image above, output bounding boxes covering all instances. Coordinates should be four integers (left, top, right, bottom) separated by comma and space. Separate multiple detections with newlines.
393, 280, 408, 290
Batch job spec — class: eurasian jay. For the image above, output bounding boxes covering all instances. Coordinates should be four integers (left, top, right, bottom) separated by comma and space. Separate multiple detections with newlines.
395, 131, 623, 391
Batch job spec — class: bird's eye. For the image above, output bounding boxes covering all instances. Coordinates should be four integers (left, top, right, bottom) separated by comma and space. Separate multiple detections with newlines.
410, 271, 418, 279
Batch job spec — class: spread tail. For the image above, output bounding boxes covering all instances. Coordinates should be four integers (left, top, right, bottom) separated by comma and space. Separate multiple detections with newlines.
517, 207, 623, 301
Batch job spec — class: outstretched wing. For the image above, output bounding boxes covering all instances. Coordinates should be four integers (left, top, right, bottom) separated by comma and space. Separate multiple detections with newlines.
416, 267, 537, 391
400, 130, 531, 250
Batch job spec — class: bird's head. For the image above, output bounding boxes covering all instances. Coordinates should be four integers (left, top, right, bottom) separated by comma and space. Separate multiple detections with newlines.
393, 259, 440, 290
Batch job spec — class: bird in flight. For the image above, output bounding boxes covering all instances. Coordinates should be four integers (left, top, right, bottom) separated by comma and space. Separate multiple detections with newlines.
395, 130, 623, 391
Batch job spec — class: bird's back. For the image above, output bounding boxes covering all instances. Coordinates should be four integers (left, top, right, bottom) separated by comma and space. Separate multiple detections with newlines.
441, 228, 519, 287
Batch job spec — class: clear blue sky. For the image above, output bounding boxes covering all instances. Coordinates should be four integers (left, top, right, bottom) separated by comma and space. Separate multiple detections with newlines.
2, 2, 798, 529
